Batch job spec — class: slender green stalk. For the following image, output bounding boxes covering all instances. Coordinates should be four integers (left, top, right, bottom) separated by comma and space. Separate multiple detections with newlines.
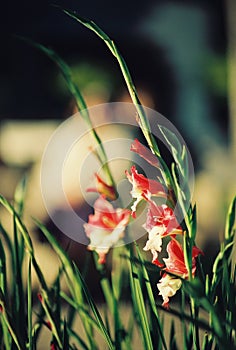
180, 289, 188, 349
129, 247, 153, 350
27, 257, 33, 350
134, 243, 167, 350
61, 9, 176, 190
0, 305, 23, 350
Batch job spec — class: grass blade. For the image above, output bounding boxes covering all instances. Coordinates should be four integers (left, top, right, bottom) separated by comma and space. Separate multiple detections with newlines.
0, 298, 23, 350
74, 264, 114, 350
27, 257, 33, 350
34, 218, 114, 350
134, 243, 167, 350
129, 248, 153, 350
61, 8, 160, 158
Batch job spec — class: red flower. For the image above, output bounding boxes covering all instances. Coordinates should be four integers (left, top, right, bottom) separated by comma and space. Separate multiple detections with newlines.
125, 165, 166, 217
87, 173, 116, 200
164, 238, 202, 278
143, 200, 182, 265
130, 138, 159, 167
144, 200, 182, 235
84, 196, 130, 263
157, 238, 203, 308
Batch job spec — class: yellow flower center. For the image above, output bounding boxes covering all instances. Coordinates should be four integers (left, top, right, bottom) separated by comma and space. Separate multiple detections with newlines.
102, 216, 116, 228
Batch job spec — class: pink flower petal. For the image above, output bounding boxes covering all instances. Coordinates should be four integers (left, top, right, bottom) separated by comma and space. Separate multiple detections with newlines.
130, 139, 159, 167
84, 196, 130, 263
86, 173, 116, 200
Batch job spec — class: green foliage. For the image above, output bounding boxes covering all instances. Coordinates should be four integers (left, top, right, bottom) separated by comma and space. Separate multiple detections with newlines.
1, 189, 235, 348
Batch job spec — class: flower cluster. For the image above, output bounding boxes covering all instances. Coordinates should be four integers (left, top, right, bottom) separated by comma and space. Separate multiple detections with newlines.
126, 139, 203, 307
127, 140, 202, 307
84, 139, 202, 307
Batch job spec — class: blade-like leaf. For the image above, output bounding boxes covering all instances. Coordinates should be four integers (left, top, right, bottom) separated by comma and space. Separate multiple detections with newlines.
225, 196, 236, 242
27, 257, 33, 350
134, 243, 167, 350
62, 8, 160, 159
129, 248, 153, 350
0, 195, 33, 254
34, 218, 114, 350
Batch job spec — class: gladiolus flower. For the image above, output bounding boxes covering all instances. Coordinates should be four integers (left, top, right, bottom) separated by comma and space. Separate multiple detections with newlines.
157, 274, 182, 308
157, 238, 203, 308
130, 138, 159, 167
164, 238, 202, 278
125, 165, 166, 217
143, 201, 182, 265
144, 201, 182, 235
143, 226, 164, 266
84, 196, 130, 263
87, 173, 117, 200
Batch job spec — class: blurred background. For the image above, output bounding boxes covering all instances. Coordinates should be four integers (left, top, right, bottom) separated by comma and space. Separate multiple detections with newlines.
0, 0, 235, 284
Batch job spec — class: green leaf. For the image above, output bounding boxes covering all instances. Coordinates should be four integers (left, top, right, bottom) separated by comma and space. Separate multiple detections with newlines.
14, 174, 28, 218
60, 291, 99, 329
66, 327, 89, 350
62, 320, 70, 350
27, 257, 33, 350
61, 8, 161, 159
14, 175, 28, 265
159, 125, 187, 181
0, 296, 23, 350
74, 264, 114, 350
225, 196, 236, 242
182, 278, 205, 300
134, 244, 167, 350
159, 125, 182, 161
169, 321, 178, 350
34, 219, 114, 350
0, 195, 33, 255
12, 211, 26, 343
129, 248, 153, 350
0, 240, 7, 299
211, 241, 234, 294
40, 288, 63, 349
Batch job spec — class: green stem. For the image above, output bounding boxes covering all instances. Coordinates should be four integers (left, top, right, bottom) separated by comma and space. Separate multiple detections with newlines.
190, 298, 200, 350
27, 257, 32, 350
62, 10, 176, 190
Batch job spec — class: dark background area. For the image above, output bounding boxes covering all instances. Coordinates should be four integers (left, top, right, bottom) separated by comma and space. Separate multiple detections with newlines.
0, 0, 228, 132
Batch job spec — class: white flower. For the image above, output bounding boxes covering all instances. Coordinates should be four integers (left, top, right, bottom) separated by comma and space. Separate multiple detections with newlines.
157, 274, 182, 308
143, 225, 165, 264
